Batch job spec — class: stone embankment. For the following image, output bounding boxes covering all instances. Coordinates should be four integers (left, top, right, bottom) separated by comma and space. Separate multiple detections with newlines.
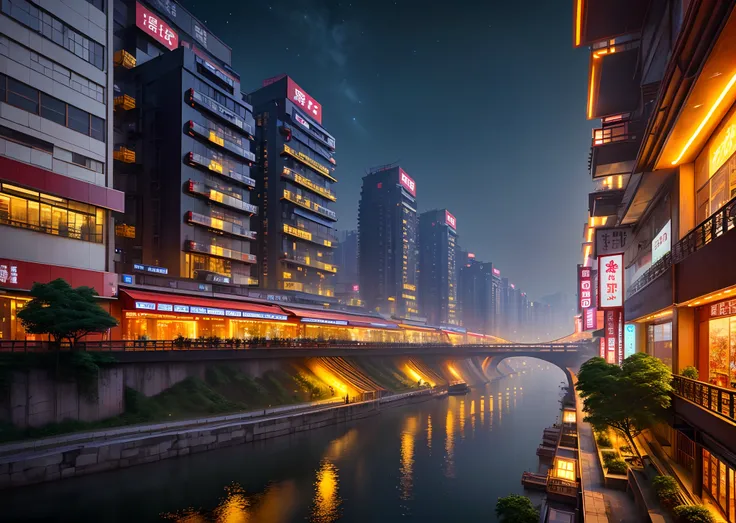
0, 388, 436, 489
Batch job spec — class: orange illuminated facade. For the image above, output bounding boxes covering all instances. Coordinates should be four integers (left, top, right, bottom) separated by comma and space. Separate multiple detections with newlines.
573, 1, 736, 519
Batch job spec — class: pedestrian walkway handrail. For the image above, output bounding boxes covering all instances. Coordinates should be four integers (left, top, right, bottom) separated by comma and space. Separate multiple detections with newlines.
672, 375, 736, 423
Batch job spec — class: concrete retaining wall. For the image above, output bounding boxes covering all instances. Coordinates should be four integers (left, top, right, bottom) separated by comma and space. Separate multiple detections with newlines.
0, 392, 432, 489
1, 359, 287, 429
3, 368, 124, 428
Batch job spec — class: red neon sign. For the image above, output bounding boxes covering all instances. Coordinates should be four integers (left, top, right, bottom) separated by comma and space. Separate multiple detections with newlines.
135, 2, 178, 51
445, 210, 457, 230
287, 78, 322, 124
399, 168, 416, 197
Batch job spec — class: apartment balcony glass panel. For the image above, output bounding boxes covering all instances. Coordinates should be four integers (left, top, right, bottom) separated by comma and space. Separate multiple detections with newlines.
282, 189, 336, 221
187, 89, 253, 136
187, 153, 255, 188
187, 241, 256, 264
186, 211, 256, 240
187, 121, 255, 162
188, 181, 258, 214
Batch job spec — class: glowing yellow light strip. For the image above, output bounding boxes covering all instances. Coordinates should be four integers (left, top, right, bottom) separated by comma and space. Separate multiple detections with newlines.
672, 72, 736, 165
588, 58, 597, 119
575, 0, 583, 46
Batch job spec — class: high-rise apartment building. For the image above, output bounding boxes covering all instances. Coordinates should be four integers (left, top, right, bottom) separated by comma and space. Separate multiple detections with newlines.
574, 1, 736, 517
0, 0, 122, 340
112, 0, 257, 289
458, 253, 495, 335
358, 165, 419, 318
250, 75, 338, 302
418, 209, 458, 325
334, 229, 360, 306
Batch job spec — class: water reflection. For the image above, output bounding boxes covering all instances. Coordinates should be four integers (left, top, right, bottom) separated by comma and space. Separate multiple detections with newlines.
426, 414, 433, 452
459, 399, 466, 439
161, 482, 299, 523
312, 460, 341, 522
444, 409, 455, 478
470, 399, 476, 434
399, 416, 417, 501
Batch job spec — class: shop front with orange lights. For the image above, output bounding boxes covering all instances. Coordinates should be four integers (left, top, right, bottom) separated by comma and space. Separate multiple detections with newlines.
282, 307, 403, 342
695, 296, 736, 390
120, 290, 295, 341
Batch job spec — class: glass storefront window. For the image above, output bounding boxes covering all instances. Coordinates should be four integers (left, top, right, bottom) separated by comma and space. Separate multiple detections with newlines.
710, 318, 731, 387
0, 184, 104, 243
0, 296, 33, 340
702, 448, 736, 522
696, 153, 736, 223
647, 322, 673, 369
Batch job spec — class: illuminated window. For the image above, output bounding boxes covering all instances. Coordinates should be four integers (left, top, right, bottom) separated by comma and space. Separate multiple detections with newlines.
554, 459, 575, 481
0, 184, 104, 243
563, 410, 576, 423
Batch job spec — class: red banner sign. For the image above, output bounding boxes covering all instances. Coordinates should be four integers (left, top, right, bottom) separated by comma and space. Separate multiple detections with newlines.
136, 2, 178, 51
287, 78, 322, 124
604, 308, 624, 365
399, 168, 416, 197
584, 307, 597, 330
445, 210, 457, 230
599, 338, 606, 359
579, 266, 592, 309
599, 254, 624, 309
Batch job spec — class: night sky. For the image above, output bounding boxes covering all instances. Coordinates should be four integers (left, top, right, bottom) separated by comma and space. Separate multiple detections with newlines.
181, 0, 594, 303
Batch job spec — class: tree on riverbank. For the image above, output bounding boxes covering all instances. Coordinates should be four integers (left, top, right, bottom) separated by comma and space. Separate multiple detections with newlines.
18, 278, 117, 349
496, 494, 538, 523
576, 353, 672, 459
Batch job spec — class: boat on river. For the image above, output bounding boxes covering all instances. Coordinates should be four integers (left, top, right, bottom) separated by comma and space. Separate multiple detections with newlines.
448, 381, 470, 395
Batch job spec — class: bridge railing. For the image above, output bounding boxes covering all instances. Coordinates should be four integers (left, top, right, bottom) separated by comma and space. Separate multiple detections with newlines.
0, 339, 588, 353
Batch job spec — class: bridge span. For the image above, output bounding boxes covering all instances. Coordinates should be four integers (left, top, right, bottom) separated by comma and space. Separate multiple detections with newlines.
0, 339, 597, 371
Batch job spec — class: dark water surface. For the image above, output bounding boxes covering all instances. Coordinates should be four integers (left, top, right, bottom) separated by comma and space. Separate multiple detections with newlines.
2, 359, 566, 522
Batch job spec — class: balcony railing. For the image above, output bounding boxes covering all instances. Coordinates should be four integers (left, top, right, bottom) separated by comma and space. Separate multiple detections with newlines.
114, 94, 136, 111
282, 255, 337, 273
282, 189, 337, 221
187, 121, 255, 163
282, 167, 336, 201
281, 144, 337, 182
283, 223, 336, 247
188, 180, 258, 215
627, 196, 736, 297
546, 476, 579, 498
672, 375, 736, 422
113, 146, 136, 163
187, 152, 255, 189
186, 89, 253, 137
187, 240, 257, 264
113, 49, 136, 69
187, 211, 257, 240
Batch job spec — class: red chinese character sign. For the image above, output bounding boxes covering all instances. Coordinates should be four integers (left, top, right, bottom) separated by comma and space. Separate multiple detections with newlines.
578, 266, 592, 310
286, 78, 322, 124
584, 307, 597, 330
598, 254, 623, 309
136, 2, 178, 51
445, 210, 457, 230
399, 168, 416, 197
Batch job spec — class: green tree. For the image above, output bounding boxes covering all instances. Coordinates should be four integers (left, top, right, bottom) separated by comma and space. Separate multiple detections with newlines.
576, 353, 672, 459
18, 279, 118, 349
495, 494, 538, 523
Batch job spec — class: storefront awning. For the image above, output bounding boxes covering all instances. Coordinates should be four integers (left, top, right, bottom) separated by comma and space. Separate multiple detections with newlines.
282, 307, 399, 329
120, 290, 289, 321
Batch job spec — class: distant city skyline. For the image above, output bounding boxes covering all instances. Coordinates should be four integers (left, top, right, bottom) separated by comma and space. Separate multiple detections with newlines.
181, 0, 594, 303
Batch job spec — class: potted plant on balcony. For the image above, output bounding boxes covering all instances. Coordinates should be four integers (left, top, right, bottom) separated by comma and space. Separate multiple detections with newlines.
681, 366, 699, 380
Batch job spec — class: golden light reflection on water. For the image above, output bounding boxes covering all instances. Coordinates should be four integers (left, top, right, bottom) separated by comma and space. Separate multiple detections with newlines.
311, 460, 341, 523
459, 400, 465, 439
444, 409, 455, 478
426, 414, 433, 452
324, 428, 358, 461
399, 416, 417, 500
480, 398, 485, 425
161, 481, 299, 523
470, 400, 476, 433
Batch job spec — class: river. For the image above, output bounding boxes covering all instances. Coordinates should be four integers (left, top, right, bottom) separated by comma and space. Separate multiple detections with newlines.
3, 358, 567, 522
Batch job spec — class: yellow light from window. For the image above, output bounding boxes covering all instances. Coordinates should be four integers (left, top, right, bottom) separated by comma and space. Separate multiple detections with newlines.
574, 0, 583, 46
672, 72, 736, 166
283, 271, 292, 279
